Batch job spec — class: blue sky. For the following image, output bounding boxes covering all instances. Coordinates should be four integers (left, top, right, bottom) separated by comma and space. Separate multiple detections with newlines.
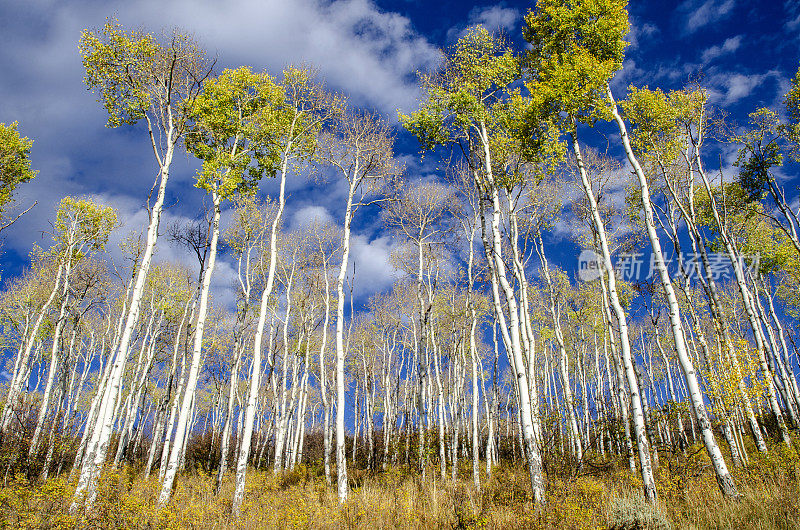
1, 0, 798, 308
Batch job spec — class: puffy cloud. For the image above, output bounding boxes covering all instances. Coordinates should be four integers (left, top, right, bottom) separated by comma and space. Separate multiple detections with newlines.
0, 0, 438, 307
290, 205, 335, 229
121, 0, 441, 115
347, 233, 401, 299
610, 59, 646, 92
446, 4, 520, 43
468, 5, 519, 32
709, 70, 780, 106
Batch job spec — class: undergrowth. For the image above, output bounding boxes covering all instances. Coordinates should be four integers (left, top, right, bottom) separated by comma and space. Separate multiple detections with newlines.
0, 443, 798, 529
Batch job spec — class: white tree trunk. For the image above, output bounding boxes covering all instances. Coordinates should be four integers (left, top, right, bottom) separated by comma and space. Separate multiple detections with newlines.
158, 191, 221, 505
334, 179, 357, 503
607, 84, 738, 498
72, 122, 177, 508
232, 155, 289, 515
1, 252, 68, 436
29, 289, 70, 457
476, 118, 544, 503
571, 133, 656, 502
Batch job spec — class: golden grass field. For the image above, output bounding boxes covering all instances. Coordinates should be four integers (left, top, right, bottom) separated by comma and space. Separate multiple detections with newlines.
1, 442, 798, 529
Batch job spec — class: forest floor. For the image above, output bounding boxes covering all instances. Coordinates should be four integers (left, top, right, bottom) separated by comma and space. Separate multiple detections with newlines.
1, 443, 798, 529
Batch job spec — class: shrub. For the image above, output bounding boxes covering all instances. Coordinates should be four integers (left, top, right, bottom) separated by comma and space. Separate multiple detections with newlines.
608, 492, 671, 530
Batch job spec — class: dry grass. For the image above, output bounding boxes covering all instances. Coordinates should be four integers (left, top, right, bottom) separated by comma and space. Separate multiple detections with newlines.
0, 444, 798, 529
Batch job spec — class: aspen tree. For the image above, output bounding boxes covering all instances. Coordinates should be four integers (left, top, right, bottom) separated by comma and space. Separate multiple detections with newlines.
614, 88, 739, 496
158, 66, 283, 505
232, 67, 340, 515
0, 121, 37, 234
1, 253, 65, 439
523, 0, 658, 501
28, 199, 116, 458
384, 180, 454, 478
307, 221, 341, 484
73, 23, 211, 507
694, 133, 792, 445
4, 199, 114, 457
213, 194, 271, 493
622, 87, 776, 451
450, 164, 487, 489
321, 109, 400, 502
722, 202, 800, 416
143, 269, 193, 478
735, 67, 800, 255
402, 27, 548, 504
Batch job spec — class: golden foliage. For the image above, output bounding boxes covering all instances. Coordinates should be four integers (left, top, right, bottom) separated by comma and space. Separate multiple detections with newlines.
1, 451, 799, 528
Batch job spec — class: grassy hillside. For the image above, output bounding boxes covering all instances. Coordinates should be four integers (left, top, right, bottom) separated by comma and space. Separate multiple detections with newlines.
2, 442, 798, 529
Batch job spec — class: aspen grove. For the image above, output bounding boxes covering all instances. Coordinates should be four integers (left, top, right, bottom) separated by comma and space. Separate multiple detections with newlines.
2, 1, 800, 527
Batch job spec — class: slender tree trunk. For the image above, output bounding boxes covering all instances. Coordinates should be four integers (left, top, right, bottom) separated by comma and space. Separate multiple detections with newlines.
334, 179, 358, 503
232, 149, 291, 515
29, 294, 70, 457
1, 252, 68, 437
607, 84, 738, 498
214, 339, 244, 493
73, 119, 177, 508
158, 192, 221, 505
476, 118, 544, 503
571, 134, 657, 500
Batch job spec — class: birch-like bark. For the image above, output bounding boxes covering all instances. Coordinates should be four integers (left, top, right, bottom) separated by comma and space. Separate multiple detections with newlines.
232, 145, 290, 515
214, 337, 244, 493
158, 191, 221, 505
334, 177, 357, 503
476, 118, 544, 503
690, 137, 790, 445
318, 264, 333, 484
465, 221, 481, 489
607, 84, 739, 498
73, 113, 178, 508
571, 133, 657, 501
1, 252, 68, 437
28, 290, 70, 457
537, 237, 584, 464
273, 258, 298, 472
659, 141, 768, 453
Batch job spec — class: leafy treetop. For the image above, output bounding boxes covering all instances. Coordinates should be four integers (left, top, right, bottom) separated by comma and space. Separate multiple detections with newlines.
401, 27, 562, 187
79, 19, 210, 135
399, 26, 520, 151
0, 122, 37, 213
186, 67, 286, 199
523, 0, 630, 128
54, 196, 118, 258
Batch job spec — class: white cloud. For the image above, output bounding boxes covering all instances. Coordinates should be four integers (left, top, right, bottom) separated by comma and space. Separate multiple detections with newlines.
0, 0, 440, 308
700, 35, 742, 63
347, 233, 401, 298
468, 5, 519, 33
723, 74, 761, 104
709, 70, 779, 106
680, 0, 735, 34
291, 205, 335, 229
122, 0, 441, 115
610, 59, 646, 92
785, 0, 800, 32
446, 4, 520, 43
788, 14, 800, 32
627, 19, 659, 49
